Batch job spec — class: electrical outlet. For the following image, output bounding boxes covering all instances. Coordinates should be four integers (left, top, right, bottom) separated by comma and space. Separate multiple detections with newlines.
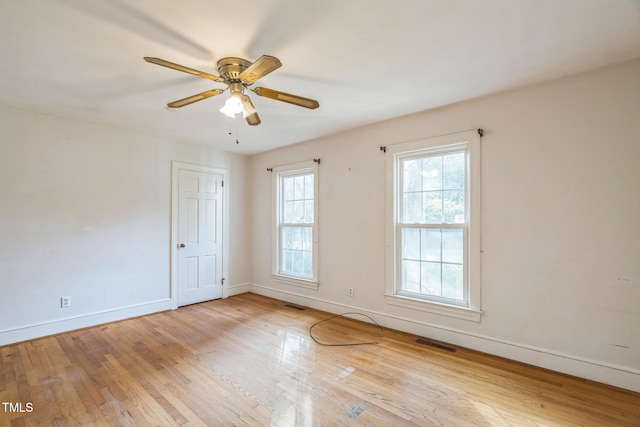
60, 296, 71, 308
348, 288, 354, 297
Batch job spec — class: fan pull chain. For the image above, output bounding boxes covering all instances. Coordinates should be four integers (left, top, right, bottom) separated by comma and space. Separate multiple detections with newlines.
225, 114, 241, 144
236, 114, 240, 144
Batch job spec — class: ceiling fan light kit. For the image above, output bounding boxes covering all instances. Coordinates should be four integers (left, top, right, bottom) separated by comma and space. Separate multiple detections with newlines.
219, 93, 243, 118
143, 54, 319, 127
240, 95, 257, 118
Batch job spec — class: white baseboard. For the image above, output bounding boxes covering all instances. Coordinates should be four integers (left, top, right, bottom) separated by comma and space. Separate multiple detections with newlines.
247, 283, 640, 393
226, 282, 253, 297
0, 284, 253, 347
0, 298, 173, 346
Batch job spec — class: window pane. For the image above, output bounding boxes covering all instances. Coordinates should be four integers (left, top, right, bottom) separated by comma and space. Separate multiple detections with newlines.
421, 229, 441, 262
302, 227, 312, 251
442, 229, 463, 263
443, 152, 464, 190
302, 251, 312, 276
403, 192, 422, 223
283, 177, 294, 201
283, 201, 294, 223
304, 174, 314, 199
282, 249, 292, 272
282, 226, 292, 249
423, 192, 443, 223
421, 261, 441, 296
304, 200, 314, 223
422, 156, 442, 191
402, 259, 421, 293
402, 228, 420, 261
443, 190, 464, 223
293, 200, 304, 223
294, 176, 305, 200
403, 159, 422, 193
292, 250, 303, 274
442, 263, 463, 300
291, 227, 303, 249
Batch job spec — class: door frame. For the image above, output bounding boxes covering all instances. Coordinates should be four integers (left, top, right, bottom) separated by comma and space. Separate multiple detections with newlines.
171, 161, 229, 309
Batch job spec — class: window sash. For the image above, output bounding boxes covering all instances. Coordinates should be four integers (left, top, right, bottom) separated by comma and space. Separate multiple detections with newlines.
398, 147, 468, 226
279, 223, 314, 279
396, 223, 468, 307
279, 171, 314, 225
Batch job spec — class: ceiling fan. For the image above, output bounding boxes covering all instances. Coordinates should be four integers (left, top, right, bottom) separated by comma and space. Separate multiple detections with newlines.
143, 55, 319, 126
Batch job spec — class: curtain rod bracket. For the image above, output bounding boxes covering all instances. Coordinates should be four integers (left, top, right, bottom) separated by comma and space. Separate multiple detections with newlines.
478, 128, 484, 137
266, 168, 273, 172
380, 146, 386, 153
313, 158, 321, 164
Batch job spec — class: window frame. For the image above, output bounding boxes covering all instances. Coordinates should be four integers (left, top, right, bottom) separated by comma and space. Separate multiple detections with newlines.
385, 130, 482, 322
272, 160, 319, 289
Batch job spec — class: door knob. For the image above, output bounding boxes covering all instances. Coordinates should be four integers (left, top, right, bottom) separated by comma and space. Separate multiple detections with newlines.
178, 243, 186, 248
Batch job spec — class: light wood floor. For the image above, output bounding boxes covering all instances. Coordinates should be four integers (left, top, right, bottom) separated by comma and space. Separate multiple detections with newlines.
1, 293, 638, 426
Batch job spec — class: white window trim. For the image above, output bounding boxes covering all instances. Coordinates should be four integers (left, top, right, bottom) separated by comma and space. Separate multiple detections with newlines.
272, 160, 319, 289
384, 130, 482, 322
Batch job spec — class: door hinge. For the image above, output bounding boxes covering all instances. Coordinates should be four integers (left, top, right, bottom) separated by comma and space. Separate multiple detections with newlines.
221, 277, 225, 285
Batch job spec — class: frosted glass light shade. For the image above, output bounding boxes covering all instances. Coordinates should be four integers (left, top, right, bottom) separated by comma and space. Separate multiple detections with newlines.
241, 94, 257, 118
220, 94, 243, 117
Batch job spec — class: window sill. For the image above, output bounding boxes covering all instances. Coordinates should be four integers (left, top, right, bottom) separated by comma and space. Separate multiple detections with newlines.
272, 275, 319, 290
384, 294, 482, 322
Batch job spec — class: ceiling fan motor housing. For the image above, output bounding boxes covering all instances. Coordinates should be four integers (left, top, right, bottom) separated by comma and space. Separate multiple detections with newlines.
217, 57, 252, 83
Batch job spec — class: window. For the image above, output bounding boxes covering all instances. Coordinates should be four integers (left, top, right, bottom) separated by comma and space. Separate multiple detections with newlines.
272, 161, 319, 288
385, 131, 482, 321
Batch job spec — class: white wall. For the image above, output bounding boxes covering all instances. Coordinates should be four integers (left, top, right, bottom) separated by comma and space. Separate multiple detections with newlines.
248, 59, 640, 392
0, 107, 250, 344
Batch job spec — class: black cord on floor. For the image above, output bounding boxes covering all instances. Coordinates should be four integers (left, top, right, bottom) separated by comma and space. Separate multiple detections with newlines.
309, 312, 384, 346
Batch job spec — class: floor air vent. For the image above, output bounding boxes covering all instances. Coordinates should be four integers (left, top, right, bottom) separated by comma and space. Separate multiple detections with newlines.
416, 338, 457, 353
285, 304, 306, 311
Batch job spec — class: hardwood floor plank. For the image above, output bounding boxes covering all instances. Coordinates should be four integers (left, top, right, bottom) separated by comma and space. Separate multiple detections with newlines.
1, 293, 638, 426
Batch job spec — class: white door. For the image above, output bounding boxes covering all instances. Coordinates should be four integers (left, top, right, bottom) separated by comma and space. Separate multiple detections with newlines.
177, 168, 224, 306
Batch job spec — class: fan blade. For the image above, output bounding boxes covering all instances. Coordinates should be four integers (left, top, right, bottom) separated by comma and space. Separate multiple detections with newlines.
239, 55, 282, 84
167, 89, 224, 108
144, 57, 224, 83
253, 87, 319, 109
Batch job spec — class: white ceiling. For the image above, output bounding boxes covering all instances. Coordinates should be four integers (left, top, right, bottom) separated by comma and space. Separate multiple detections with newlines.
1, 0, 639, 154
